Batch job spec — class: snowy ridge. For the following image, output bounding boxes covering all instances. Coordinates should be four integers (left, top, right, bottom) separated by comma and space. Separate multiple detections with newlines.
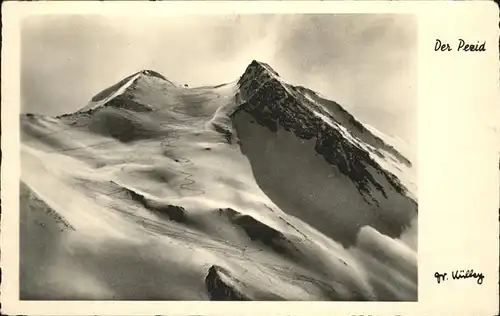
78, 72, 143, 113
364, 123, 415, 163
313, 111, 416, 199
296, 86, 412, 168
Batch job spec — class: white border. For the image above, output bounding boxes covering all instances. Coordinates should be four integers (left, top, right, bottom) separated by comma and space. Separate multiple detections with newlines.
2, 1, 499, 315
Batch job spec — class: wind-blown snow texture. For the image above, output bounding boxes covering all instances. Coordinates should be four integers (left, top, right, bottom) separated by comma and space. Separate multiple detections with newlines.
20, 60, 417, 301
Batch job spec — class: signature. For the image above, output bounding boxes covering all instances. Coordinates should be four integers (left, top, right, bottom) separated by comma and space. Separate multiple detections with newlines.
434, 269, 484, 285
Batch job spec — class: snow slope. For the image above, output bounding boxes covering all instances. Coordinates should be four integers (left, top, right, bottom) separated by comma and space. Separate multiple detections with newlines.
20, 60, 418, 301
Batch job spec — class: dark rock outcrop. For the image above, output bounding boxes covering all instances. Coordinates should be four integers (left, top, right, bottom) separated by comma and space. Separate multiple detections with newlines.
219, 208, 299, 258
204, 265, 250, 301
127, 187, 187, 223
233, 61, 410, 201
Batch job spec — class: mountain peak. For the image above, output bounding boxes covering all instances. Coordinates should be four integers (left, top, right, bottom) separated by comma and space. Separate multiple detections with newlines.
236, 60, 287, 104
138, 69, 168, 81
241, 60, 281, 82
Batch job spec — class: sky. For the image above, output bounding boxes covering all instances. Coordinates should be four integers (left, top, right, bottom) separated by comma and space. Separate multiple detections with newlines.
21, 14, 417, 146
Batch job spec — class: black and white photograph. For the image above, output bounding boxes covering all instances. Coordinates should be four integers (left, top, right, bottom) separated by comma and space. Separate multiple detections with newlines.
18, 13, 420, 301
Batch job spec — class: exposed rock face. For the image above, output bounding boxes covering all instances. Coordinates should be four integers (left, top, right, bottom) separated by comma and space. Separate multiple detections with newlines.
219, 208, 299, 258
293, 85, 412, 166
127, 187, 187, 223
234, 61, 409, 200
205, 265, 250, 301
230, 61, 417, 247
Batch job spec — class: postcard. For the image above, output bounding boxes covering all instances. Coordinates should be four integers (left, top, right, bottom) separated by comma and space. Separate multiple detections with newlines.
1, 1, 498, 315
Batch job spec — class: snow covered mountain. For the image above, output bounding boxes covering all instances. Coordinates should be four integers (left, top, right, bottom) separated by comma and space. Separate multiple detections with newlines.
20, 60, 418, 301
